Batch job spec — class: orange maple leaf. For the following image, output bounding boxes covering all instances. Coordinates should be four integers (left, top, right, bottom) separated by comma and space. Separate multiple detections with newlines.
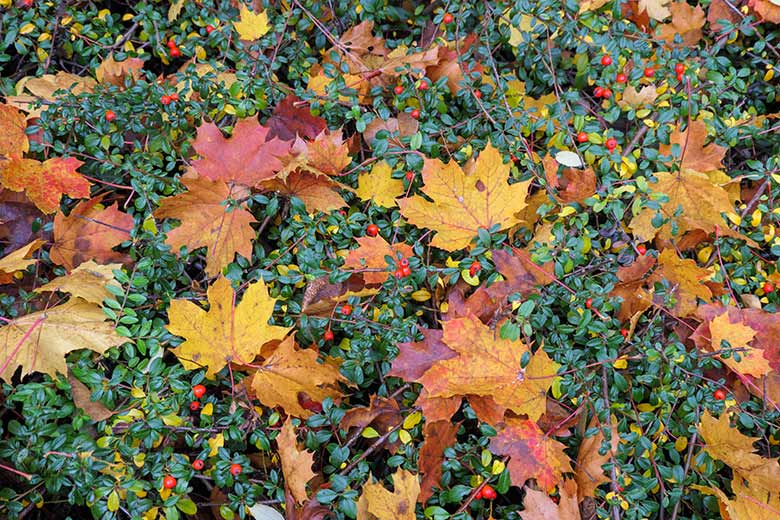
0, 156, 90, 213
418, 313, 559, 421
659, 120, 727, 172
656, 1, 705, 47
192, 117, 292, 187
489, 417, 572, 492
519, 479, 580, 520
50, 196, 132, 271
342, 235, 413, 285
260, 169, 347, 213
0, 104, 29, 156
399, 142, 531, 251
277, 418, 316, 504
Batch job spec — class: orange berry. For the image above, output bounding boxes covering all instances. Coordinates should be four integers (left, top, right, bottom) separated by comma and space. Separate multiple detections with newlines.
192, 384, 206, 399
230, 463, 242, 476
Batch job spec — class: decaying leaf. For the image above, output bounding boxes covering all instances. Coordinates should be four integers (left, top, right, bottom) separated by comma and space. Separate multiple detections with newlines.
656, 2, 705, 47
418, 420, 459, 503
95, 54, 144, 87
68, 371, 116, 422
278, 418, 316, 504
167, 276, 291, 377
520, 479, 581, 520
575, 420, 619, 499
399, 142, 531, 251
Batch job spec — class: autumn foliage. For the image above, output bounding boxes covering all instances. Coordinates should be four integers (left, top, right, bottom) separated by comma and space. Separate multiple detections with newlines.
2, 0, 780, 519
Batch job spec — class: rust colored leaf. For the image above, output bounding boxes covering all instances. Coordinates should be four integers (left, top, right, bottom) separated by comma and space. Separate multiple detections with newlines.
752, 0, 780, 23
414, 390, 462, 424
68, 371, 115, 422
0, 156, 90, 213
543, 155, 596, 204
575, 420, 619, 499
306, 129, 352, 175
0, 190, 42, 249
399, 142, 531, 251
0, 104, 29, 156
266, 94, 327, 141
418, 420, 459, 503
251, 336, 346, 418
357, 469, 419, 520
278, 418, 316, 504
520, 479, 581, 520
418, 314, 559, 421
342, 236, 413, 285
650, 249, 714, 317
341, 395, 403, 453
154, 177, 257, 277
656, 2, 705, 47
708, 0, 741, 31
300, 274, 378, 316
192, 117, 292, 186
490, 418, 572, 492
261, 169, 347, 213
50, 196, 133, 271
699, 410, 780, 492
426, 35, 485, 93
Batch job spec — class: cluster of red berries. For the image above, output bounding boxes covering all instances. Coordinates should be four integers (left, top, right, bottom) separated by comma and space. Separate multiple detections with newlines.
468, 260, 481, 277
160, 92, 179, 105
475, 484, 497, 500
166, 38, 182, 58
189, 383, 206, 411
394, 257, 412, 278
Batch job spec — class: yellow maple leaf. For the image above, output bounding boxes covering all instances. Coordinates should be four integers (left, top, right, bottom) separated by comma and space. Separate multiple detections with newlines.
0, 239, 43, 283
233, 5, 270, 41
34, 261, 121, 305
167, 276, 291, 377
708, 312, 770, 377
0, 300, 124, 381
355, 161, 405, 208
250, 336, 346, 417
418, 313, 559, 421
357, 469, 420, 520
399, 142, 531, 251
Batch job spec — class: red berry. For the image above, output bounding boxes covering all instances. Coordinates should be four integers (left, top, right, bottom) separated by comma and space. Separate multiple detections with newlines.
170, 92, 179, 101
585, 298, 593, 309
206, 25, 215, 34
475, 488, 484, 499
474, 90, 482, 99
577, 131, 588, 143
600, 55, 613, 66
601, 88, 612, 99
163, 476, 177, 489
676, 72, 684, 81
636, 244, 647, 255
393, 85, 404, 95
443, 12, 454, 23
481, 485, 497, 500
606, 138, 618, 151
161, 95, 172, 105
674, 63, 685, 74
192, 384, 206, 399
401, 265, 412, 277
616, 73, 627, 83
417, 79, 429, 91
405, 171, 415, 182
230, 463, 243, 476
621, 328, 629, 338
192, 459, 205, 471
20, 0, 33, 6
104, 110, 116, 122
189, 401, 200, 411
764, 282, 775, 293
399, 258, 410, 267
170, 47, 182, 58
366, 223, 379, 237
714, 388, 727, 401
323, 329, 334, 341
470, 260, 481, 272
410, 109, 420, 119
167, 39, 177, 49
340, 304, 352, 316
338, 209, 347, 216
644, 67, 655, 78
394, 269, 403, 279
593, 86, 604, 98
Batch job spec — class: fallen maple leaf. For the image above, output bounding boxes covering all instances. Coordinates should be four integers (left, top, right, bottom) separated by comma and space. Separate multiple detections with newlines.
418, 313, 559, 421
399, 142, 531, 251
0, 104, 29, 156
618, 85, 658, 108
0, 299, 124, 381
609, 254, 656, 322
7, 72, 96, 118
753, 0, 780, 23
35, 261, 121, 305
342, 236, 413, 285
575, 420, 619, 499
639, 0, 671, 20
695, 477, 780, 520
250, 336, 346, 417
68, 371, 115, 422
278, 418, 316, 504
0, 239, 43, 284
543, 155, 596, 205
707, 312, 768, 377
155, 177, 257, 277
427, 35, 484, 93
341, 395, 403, 439
418, 420, 459, 503
191, 118, 292, 187
0, 190, 41, 250
699, 410, 780, 492
650, 249, 714, 317
266, 94, 327, 142
260, 169, 347, 213
233, 5, 270, 40
362, 113, 418, 149
306, 130, 352, 176
707, 0, 741, 32
95, 54, 144, 87
357, 469, 420, 520
355, 161, 405, 208
656, 2, 705, 47
489, 418, 572, 491
659, 120, 727, 172
0, 156, 90, 213
520, 479, 581, 520
50, 196, 133, 271
167, 276, 291, 378
389, 330, 456, 381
